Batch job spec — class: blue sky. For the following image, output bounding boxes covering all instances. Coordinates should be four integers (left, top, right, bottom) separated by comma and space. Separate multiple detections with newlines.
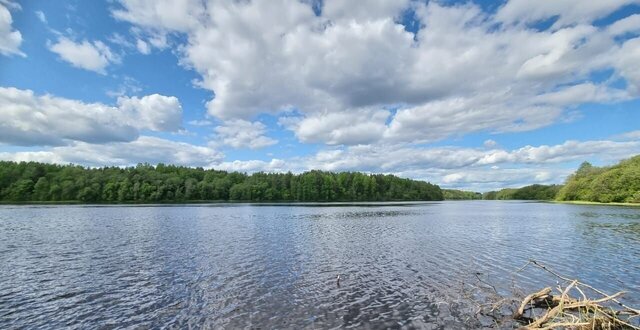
1, 0, 639, 191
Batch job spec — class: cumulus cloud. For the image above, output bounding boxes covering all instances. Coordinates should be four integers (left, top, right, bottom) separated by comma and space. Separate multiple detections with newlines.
284, 109, 390, 145
306, 138, 640, 190
534, 83, 631, 106
0, 1, 23, 56
111, 0, 204, 32
614, 38, 640, 94
117, 94, 183, 131
216, 159, 291, 173
0, 136, 223, 168
607, 14, 640, 36
213, 119, 277, 149
0, 87, 183, 146
322, 0, 410, 22
48, 37, 117, 74
112, 0, 638, 146
384, 95, 563, 143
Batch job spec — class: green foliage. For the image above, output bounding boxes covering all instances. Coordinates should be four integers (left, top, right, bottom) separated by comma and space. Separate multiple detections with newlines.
482, 155, 640, 203
557, 155, 640, 203
482, 191, 497, 200
483, 184, 561, 200
0, 161, 443, 203
442, 189, 482, 200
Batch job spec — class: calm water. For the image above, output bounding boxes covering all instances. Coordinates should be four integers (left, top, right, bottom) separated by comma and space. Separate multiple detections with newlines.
1, 201, 639, 329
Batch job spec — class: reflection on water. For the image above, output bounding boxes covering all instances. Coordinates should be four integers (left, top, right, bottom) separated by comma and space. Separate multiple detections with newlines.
0, 201, 638, 328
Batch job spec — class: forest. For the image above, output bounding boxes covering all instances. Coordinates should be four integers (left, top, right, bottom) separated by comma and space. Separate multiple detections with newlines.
1, 155, 637, 204
482, 184, 562, 201
442, 189, 483, 200
556, 155, 640, 203
0, 161, 443, 203
481, 155, 640, 203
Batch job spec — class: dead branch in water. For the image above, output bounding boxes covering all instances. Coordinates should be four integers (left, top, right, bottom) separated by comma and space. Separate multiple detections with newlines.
461, 260, 640, 329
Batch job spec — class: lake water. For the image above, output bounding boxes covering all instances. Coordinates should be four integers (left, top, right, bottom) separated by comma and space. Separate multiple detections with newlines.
1, 201, 639, 328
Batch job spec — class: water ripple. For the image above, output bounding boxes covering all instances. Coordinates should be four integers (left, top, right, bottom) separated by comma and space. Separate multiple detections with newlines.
0, 202, 638, 328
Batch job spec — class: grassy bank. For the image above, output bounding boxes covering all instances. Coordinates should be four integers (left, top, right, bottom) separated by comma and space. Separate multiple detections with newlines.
550, 200, 640, 207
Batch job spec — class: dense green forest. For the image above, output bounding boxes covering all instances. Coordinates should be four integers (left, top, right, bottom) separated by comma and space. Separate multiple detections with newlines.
442, 189, 482, 200
480, 155, 640, 203
0, 161, 443, 203
556, 156, 640, 203
2, 156, 637, 204
482, 184, 562, 201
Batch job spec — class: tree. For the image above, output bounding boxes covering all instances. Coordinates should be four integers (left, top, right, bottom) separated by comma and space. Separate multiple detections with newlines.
0, 161, 444, 203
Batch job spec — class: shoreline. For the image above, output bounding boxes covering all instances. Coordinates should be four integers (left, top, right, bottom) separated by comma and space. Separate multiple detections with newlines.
2, 200, 640, 207
0, 200, 442, 206
549, 200, 640, 207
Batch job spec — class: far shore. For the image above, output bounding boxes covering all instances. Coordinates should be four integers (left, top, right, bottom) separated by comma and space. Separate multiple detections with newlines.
549, 200, 640, 207
2, 199, 640, 207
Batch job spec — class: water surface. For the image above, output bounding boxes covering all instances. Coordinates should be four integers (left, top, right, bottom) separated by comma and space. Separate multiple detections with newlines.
1, 201, 638, 328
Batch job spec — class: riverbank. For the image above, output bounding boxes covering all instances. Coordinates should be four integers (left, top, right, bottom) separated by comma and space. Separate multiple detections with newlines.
550, 200, 640, 207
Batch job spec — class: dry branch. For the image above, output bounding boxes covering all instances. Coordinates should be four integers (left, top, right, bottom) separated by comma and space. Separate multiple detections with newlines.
461, 260, 640, 329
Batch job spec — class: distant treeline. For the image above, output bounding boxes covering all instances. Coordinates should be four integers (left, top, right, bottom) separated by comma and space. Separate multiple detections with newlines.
443, 185, 561, 201
452, 155, 640, 204
482, 184, 562, 201
442, 189, 483, 200
0, 161, 443, 203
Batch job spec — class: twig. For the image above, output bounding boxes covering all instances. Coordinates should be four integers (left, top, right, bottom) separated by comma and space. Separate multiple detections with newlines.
528, 259, 640, 316
515, 287, 552, 319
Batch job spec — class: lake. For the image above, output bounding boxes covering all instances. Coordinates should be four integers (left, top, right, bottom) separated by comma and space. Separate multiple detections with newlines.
1, 201, 639, 328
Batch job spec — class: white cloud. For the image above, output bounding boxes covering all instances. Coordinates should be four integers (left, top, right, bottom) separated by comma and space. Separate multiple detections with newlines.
607, 14, 640, 36
111, 0, 204, 32
48, 37, 117, 74
213, 119, 277, 149
477, 140, 640, 165
495, 0, 639, 28
0, 1, 23, 56
216, 159, 290, 173
112, 0, 638, 146
0, 136, 223, 168
614, 130, 640, 140
437, 167, 571, 191
35, 10, 46, 23
117, 94, 183, 132
187, 119, 213, 127
534, 82, 630, 106
185, 135, 640, 191
0, 87, 183, 146
136, 38, 150, 54
322, 0, 410, 22
614, 38, 640, 94
384, 94, 564, 143
286, 109, 390, 145
483, 140, 497, 148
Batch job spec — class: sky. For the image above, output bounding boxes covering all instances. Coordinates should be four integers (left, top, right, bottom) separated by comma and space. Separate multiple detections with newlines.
0, 0, 639, 191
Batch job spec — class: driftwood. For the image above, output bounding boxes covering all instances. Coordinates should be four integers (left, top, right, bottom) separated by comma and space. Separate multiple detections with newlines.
462, 260, 640, 329
515, 287, 552, 319
515, 261, 640, 330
